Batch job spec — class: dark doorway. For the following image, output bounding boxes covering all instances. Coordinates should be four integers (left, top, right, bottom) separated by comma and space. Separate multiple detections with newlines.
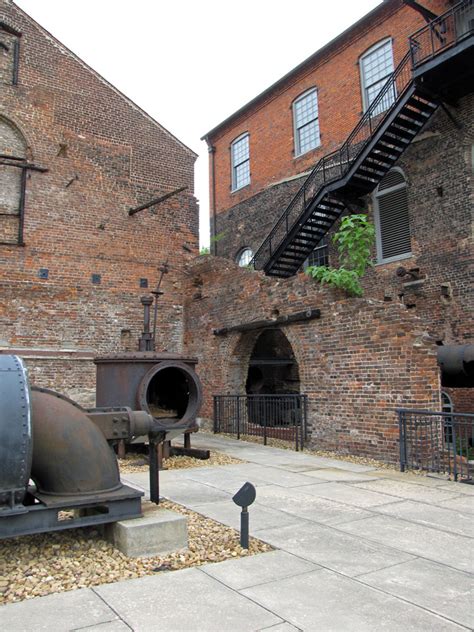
245, 329, 300, 395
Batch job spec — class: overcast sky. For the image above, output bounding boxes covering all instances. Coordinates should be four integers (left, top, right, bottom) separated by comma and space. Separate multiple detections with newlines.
15, 0, 380, 246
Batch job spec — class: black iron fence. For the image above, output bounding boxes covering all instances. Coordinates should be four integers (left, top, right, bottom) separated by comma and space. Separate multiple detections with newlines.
398, 408, 474, 482
213, 394, 308, 451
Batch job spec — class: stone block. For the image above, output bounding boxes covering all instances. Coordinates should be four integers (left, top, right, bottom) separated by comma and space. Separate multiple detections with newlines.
105, 507, 187, 558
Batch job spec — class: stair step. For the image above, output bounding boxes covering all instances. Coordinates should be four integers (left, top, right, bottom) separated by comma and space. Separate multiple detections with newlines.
373, 141, 405, 157
384, 129, 413, 144
400, 106, 430, 124
357, 164, 386, 177
391, 117, 422, 133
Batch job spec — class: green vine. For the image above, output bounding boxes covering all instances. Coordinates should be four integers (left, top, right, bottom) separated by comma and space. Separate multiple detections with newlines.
305, 214, 375, 296
199, 231, 226, 256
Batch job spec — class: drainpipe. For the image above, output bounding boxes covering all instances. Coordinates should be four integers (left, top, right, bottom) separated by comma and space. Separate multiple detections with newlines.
204, 137, 218, 256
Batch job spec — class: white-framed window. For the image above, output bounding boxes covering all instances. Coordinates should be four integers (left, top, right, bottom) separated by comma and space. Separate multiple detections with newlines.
360, 39, 395, 114
236, 247, 253, 267
374, 168, 411, 264
231, 133, 250, 191
304, 236, 328, 269
293, 88, 320, 156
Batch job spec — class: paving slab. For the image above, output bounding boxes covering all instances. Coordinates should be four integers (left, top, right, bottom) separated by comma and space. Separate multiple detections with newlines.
338, 514, 473, 573
294, 481, 396, 508
190, 499, 306, 532
372, 499, 474, 537
351, 478, 464, 504
150, 478, 232, 506
254, 521, 414, 577
370, 470, 451, 486
358, 558, 474, 629
438, 496, 474, 515
240, 568, 464, 631
231, 463, 326, 488
436, 482, 474, 495
299, 468, 378, 483
201, 549, 320, 590
257, 623, 301, 631
95, 567, 282, 631
76, 621, 131, 631
0, 588, 118, 632
253, 484, 374, 525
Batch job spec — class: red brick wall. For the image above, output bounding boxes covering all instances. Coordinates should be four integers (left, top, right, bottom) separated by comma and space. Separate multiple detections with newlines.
184, 256, 441, 462
207, 0, 448, 216
0, 1, 198, 403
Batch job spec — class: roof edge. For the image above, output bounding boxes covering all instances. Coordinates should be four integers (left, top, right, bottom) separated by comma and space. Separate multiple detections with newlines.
9, 1, 198, 159
202, 0, 397, 142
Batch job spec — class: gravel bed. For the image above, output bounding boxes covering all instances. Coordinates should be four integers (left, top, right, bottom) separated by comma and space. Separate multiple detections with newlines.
118, 449, 242, 474
0, 499, 271, 606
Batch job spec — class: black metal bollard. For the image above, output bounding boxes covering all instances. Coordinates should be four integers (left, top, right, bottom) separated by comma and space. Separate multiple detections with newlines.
232, 482, 256, 549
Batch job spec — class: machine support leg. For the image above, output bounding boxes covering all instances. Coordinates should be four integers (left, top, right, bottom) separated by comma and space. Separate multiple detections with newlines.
184, 432, 191, 450
149, 441, 160, 505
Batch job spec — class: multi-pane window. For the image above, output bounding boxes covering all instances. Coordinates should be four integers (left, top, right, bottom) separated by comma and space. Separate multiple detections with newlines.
293, 89, 320, 156
231, 133, 250, 191
305, 237, 328, 269
237, 247, 253, 267
374, 169, 411, 263
360, 39, 395, 114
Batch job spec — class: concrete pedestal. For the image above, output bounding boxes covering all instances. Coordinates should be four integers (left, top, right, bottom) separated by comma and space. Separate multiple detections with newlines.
105, 505, 187, 558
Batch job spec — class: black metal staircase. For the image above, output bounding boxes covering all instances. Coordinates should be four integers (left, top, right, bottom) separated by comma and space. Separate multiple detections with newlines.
252, 0, 472, 278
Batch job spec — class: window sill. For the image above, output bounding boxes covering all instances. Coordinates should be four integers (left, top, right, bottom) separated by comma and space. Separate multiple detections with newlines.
231, 183, 251, 195
293, 145, 321, 161
374, 252, 413, 266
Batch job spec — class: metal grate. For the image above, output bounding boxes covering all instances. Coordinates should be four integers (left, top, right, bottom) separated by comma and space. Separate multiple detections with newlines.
213, 394, 308, 451
398, 408, 474, 482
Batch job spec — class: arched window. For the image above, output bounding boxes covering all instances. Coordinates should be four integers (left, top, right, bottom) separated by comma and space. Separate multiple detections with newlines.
237, 247, 253, 267
293, 88, 320, 156
374, 168, 411, 263
360, 39, 395, 114
0, 116, 27, 245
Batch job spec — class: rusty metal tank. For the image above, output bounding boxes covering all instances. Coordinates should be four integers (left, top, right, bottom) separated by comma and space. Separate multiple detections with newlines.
94, 352, 202, 434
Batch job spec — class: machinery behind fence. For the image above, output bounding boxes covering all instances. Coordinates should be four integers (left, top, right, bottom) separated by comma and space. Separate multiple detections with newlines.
213, 394, 308, 451
398, 409, 474, 482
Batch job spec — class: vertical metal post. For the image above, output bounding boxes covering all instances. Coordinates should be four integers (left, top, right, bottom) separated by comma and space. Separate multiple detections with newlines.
451, 420, 458, 481
240, 507, 249, 549
149, 440, 160, 505
237, 396, 241, 440
399, 412, 406, 472
213, 396, 218, 433
295, 396, 299, 452
263, 397, 267, 446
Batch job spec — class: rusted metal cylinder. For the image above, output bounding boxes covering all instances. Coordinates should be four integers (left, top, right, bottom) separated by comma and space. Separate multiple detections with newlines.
94, 353, 202, 432
30, 388, 122, 496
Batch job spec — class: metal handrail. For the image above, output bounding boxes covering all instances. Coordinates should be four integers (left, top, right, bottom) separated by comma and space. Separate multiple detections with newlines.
409, 0, 473, 68
251, 51, 413, 271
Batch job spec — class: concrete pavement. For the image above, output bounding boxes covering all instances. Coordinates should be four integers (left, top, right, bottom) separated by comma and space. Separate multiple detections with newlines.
1, 433, 472, 631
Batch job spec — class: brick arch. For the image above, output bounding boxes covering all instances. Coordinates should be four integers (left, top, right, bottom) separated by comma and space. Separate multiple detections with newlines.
0, 114, 27, 157
225, 326, 307, 395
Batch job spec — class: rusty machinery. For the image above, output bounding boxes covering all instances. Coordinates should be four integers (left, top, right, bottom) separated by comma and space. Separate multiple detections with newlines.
0, 354, 190, 539
94, 283, 204, 458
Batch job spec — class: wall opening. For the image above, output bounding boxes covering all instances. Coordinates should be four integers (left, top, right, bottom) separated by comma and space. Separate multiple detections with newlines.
245, 329, 300, 395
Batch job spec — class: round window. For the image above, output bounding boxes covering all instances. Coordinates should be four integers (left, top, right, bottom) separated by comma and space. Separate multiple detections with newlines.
237, 248, 253, 267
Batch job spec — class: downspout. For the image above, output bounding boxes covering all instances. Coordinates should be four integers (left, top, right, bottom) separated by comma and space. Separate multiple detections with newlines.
204, 137, 218, 256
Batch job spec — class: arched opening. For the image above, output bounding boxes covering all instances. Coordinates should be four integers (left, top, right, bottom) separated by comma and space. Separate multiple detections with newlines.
245, 329, 300, 395
0, 116, 27, 245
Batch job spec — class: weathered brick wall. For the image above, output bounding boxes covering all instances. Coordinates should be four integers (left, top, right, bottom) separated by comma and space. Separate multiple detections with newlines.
185, 256, 440, 462
215, 174, 306, 260
0, 1, 198, 403
206, 0, 448, 218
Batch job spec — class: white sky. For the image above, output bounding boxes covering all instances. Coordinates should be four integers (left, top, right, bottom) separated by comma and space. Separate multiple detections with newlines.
14, 0, 381, 246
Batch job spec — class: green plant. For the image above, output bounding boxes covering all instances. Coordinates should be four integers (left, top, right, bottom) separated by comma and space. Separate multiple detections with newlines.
305, 214, 375, 296
199, 231, 226, 256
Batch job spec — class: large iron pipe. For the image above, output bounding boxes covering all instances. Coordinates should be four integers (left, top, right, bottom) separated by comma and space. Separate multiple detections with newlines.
438, 344, 474, 388
30, 388, 122, 496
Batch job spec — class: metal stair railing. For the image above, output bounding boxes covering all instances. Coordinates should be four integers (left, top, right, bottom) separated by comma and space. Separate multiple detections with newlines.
409, 0, 473, 68
251, 51, 414, 272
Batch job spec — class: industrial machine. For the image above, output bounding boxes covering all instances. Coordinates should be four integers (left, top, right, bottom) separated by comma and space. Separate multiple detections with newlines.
0, 354, 190, 539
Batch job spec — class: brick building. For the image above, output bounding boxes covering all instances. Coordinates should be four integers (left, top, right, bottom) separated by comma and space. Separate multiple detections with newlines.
194, 0, 473, 459
0, 0, 199, 404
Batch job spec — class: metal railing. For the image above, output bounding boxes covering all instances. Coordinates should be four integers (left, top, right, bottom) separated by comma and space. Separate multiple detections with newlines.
409, 0, 473, 68
251, 51, 414, 271
213, 394, 308, 451
398, 408, 474, 482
